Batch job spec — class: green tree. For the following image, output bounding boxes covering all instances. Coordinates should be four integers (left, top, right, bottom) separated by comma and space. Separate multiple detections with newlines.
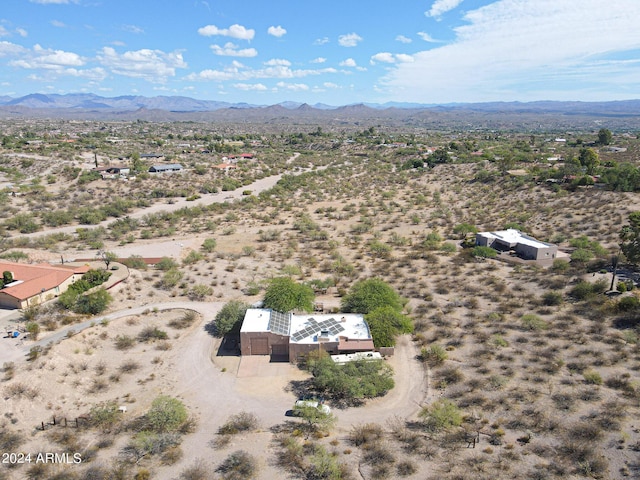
365, 306, 413, 347
146, 395, 188, 433
452, 223, 478, 240
578, 147, 600, 175
263, 277, 314, 313
73, 288, 112, 314
98, 250, 118, 270
2, 271, 13, 285
307, 354, 394, 402
597, 128, 612, 145
341, 278, 404, 314
620, 211, 640, 265
213, 301, 249, 337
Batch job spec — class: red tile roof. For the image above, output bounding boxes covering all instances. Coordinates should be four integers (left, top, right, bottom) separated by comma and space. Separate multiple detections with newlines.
0, 261, 84, 301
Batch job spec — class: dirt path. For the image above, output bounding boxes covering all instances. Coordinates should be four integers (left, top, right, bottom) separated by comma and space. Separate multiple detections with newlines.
19, 152, 304, 240
4, 300, 427, 479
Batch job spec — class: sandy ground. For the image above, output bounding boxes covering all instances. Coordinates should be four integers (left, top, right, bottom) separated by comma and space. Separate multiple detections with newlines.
1, 295, 426, 480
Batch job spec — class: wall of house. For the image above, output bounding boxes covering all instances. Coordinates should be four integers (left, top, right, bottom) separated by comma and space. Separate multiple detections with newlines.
240, 331, 289, 356
0, 292, 21, 309
516, 243, 557, 261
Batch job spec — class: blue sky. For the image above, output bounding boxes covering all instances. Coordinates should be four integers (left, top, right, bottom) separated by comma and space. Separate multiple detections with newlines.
1, 0, 640, 105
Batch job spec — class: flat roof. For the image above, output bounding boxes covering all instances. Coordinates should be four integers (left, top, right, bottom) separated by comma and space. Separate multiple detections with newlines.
240, 308, 271, 333
478, 229, 553, 249
240, 309, 372, 345
290, 313, 370, 345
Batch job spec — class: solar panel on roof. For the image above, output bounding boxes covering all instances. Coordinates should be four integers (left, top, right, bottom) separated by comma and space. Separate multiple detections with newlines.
268, 310, 291, 336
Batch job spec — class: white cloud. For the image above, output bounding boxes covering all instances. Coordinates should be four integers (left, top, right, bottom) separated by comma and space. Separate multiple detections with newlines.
338, 33, 362, 47
122, 24, 145, 34
0, 41, 27, 57
0, 27, 8, 38
339, 58, 357, 67
370, 52, 414, 65
16, 28, 28, 37
198, 24, 255, 40
264, 58, 291, 66
267, 25, 287, 38
276, 81, 309, 91
187, 63, 337, 82
234, 83, 268, 91
417, 32, 438, 42
370, 53, 395, 64
323, 82, 339, 89
313, 37, 329, 45
311, 57, 326, 64
210, 43, 257, 57
11, 44, 84, 69
97, 46, 187, 82
396, 35, 412, 44
384, 0, 640, 103
426, 0, 464, 18
395, 54, 414, 63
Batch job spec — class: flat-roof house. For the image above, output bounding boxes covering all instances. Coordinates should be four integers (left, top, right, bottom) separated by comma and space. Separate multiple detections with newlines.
105, 166, 130, 175
0, 261, 90, 309
240, 309, 374, 362
476, 229, 557, 261
148, 164, 183, 173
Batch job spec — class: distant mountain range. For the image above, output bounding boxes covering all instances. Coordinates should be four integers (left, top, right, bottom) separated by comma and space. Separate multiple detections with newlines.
1, 93, 639, 130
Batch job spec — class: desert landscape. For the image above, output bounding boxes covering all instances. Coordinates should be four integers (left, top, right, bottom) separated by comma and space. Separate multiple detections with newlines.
0, 117, 638, 480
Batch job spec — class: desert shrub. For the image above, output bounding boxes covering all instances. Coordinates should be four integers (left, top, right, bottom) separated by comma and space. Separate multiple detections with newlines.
419, 399, 462, 432
218, 412, 259, 435
119, 360, 140, 374
211, 300, 249, 336
437, 366, 464, 385
156, 257, 178, 271
420, 344, 447, 365
146, 395, 188, 433
542, 291, 563, 306
216, 450, 258, 479
0, 429, 24, 451
201, 238, 217, 253
89, 401, 120, 430
182, 250, 204, 265
617, 295, 640, 312
179, 458, 210, 480
125, 431, 181, 461
161, 446, 183, 466
138, 326, 168, 342
471, 246, 497, 259
582, 370, 603, 385
114, 335, 135, 350
520, 314, 548, 331
158, 268, 183, 289
396, 459, 418, 476
25, 322, 40, 340
168, 311, 198, 329
349, 423, 384, 446
188, 284, 213, 301
121, 255, 147, 270
363, 441, 396, 466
